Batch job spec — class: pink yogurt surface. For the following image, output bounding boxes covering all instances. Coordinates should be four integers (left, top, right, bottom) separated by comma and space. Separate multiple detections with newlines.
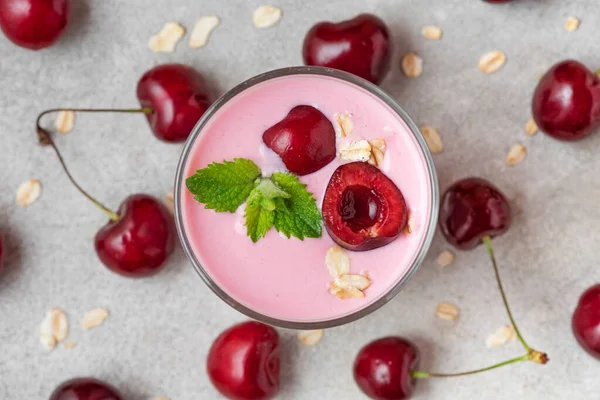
180, 73, 432, 323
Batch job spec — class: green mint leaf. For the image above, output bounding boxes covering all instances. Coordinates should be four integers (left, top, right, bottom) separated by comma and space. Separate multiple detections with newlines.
270, 172, 322, 240
244, 185, 275, 242
254, 178, 291, 200
186, 158, 261, 213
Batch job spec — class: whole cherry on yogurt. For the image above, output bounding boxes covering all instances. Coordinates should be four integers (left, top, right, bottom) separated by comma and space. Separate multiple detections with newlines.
207, 321, 280, 400
263, 105, 336, 175
572, 283, 600, 359
36, 123, 175, 278
303, 14, 391, 85
49, 377, 123, 400
532, 60, 600, 141
0, 0, 70, 50
36, 63, 214, 143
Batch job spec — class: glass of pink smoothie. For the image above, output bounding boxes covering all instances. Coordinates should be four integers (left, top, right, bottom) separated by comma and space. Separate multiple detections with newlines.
174, 67, 438, 329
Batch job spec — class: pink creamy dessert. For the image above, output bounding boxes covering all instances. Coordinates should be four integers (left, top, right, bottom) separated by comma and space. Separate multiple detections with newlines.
179, 71, 434, 324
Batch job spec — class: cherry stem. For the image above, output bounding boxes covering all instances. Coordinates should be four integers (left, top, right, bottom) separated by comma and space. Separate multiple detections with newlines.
595, 68, 600, 78
36, 122, 120, 222
411, 354, 529, 379
481, 235, 529, 351
36, 107, 153, 126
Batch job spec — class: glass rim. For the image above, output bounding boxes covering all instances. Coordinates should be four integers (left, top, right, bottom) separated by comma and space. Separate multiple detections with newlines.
174, 66, 439, 330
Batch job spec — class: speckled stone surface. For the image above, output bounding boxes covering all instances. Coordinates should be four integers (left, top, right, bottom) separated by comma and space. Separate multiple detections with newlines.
1, 0, 599, 398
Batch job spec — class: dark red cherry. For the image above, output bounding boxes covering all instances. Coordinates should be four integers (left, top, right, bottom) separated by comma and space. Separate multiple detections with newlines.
322, 162, 407, 251
532, 60, 600, 141
137, 63, 214, 143
207, 321, 280, 400
0, 0, 70, 50
49, 377, 123, 400
94, 194, 175, 278
262, 105, 336, 176
303, 13, 391, 85
354, 337, 419, 400
572, 283, 600, 359
439, 178, 511, 250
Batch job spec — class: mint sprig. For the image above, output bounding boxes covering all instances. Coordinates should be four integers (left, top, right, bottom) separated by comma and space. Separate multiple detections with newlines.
185, 158, 322, 243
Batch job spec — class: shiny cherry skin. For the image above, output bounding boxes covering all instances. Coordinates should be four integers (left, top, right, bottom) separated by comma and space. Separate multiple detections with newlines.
532, 60, 600, 141
572, 283, 600, 359
303, 14, 391, 85
137, 63, 214, 143
49, 377, 123, 400
263, 105, 336, 176
0, 0, 70, 50
354, 337, 419, 400
94, 194, 175, 278
207, 321, 280, 400
439, 178, 511, 250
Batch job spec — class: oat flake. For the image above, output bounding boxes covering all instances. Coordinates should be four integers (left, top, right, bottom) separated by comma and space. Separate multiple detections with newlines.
189, 16, 220, 49
297, 329, 324, 346
478, 50, 506, 74
16, 179, 42, 207
81, 308, 109, 330
253, 6, 282, 28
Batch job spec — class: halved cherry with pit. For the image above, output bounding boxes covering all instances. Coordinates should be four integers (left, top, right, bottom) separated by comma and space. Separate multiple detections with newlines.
322, 162, 407, 251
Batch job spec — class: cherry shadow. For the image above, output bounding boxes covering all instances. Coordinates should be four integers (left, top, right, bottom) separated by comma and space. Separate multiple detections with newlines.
0, 226, 23, 292
56, 0, 92, 50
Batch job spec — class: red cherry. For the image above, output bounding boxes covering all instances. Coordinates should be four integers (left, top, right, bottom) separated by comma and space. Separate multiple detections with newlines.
94, 194, 175, 278
572, 283, 600, 359
0, 0, 70, 50
207, 321, 280, 400
49, 377, 123, 400
322, 162, 407, 251
353, 337, 419, 400
303, 14, 391, 85
532, 60, 600, 141
439, 178, 511, 250
137, 63, 215, 143
262, 105, 336, 176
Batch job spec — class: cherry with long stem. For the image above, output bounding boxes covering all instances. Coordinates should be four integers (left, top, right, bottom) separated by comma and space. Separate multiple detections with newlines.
36, 113, 175, 277
411, 235, 548, 380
